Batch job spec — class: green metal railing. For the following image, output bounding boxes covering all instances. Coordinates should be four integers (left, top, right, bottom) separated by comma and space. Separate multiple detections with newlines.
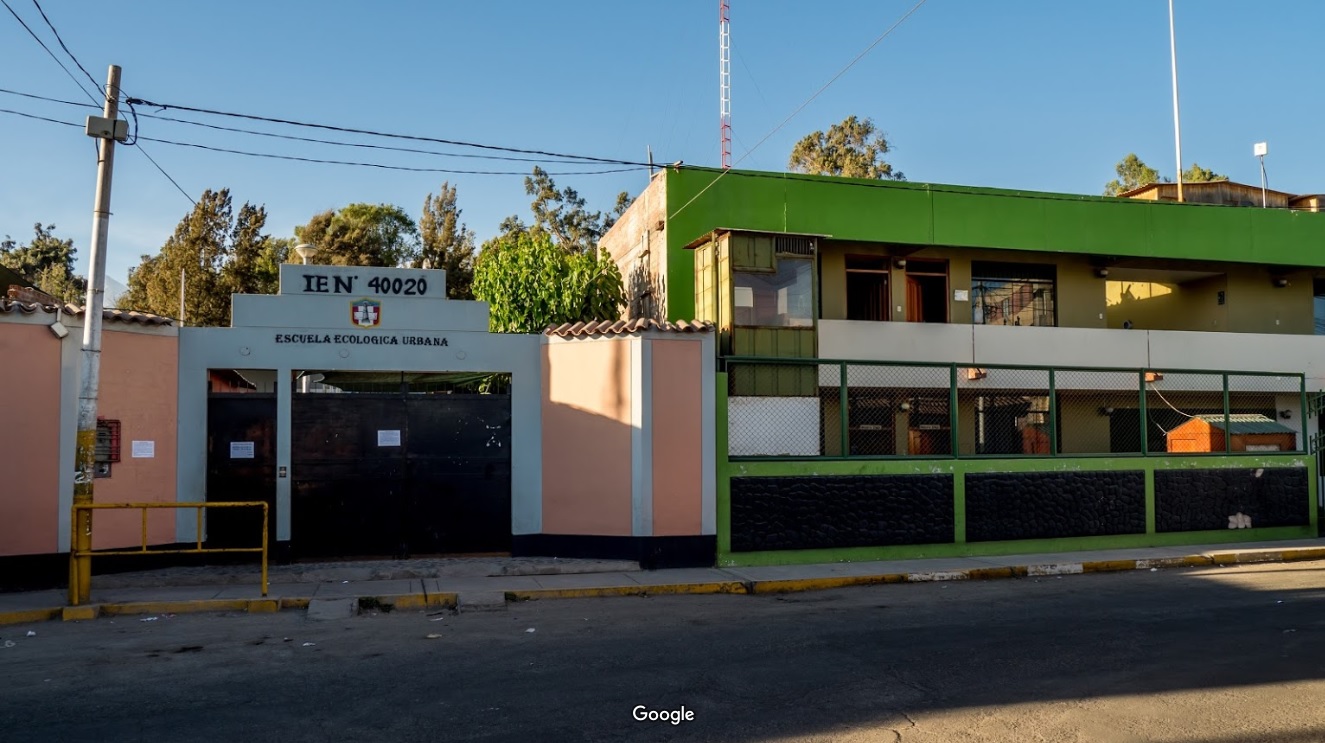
723, 356, 1309, 461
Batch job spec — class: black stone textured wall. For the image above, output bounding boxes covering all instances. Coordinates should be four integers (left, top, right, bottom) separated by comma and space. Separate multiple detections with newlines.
965, 471, 1146, 542
729, 475, 954, 552
1155, 467, 1309, 532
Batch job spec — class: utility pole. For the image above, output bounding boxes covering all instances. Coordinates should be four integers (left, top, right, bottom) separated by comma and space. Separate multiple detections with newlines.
71, 64, 126, 605
1168, 0, 1184, 203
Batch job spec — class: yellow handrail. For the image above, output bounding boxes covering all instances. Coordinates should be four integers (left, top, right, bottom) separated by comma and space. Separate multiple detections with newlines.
69, 501, 268, 605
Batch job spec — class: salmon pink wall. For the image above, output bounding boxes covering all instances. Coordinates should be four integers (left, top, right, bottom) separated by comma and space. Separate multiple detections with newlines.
650, 340, 703, 535
0, 324, 61, 556
91, 330, 179, 550
542, 339, 634, 535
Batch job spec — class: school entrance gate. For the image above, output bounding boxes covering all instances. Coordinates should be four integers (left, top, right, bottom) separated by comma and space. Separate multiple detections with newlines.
183, 265, 541, 556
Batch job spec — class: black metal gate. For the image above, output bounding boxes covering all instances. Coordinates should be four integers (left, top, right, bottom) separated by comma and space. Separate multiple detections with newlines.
290, 393, 512, 557
205, 394, 278, 547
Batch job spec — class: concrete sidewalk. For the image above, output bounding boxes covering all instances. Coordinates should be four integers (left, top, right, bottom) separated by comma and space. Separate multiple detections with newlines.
4, 538, 1324, 626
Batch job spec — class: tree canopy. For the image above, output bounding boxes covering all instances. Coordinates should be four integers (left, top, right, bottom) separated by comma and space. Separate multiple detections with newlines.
498, 167, 631, 254
121, 188, 282, 326
788, 115, 904, 180
295, 203, 419, 267
1105, 154, 1226, 195
417, 182, 476, 299
0, 223, 86, 302
472, 230, 624, 334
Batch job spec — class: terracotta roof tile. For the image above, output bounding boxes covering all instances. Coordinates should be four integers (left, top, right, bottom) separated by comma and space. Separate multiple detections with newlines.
0, 297, 176, 326
545, 318, 714, 337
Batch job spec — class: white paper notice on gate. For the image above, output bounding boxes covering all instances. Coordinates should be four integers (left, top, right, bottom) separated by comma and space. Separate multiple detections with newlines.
377, 429, 402, 447
230, 441, 255, 459
131, 440, 155, 458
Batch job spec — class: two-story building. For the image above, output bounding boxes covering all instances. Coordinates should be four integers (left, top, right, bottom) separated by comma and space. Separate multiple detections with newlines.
602, 167, 1324, 567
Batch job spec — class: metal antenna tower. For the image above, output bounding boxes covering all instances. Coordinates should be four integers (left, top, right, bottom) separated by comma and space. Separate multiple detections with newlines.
719, 0, 732, 169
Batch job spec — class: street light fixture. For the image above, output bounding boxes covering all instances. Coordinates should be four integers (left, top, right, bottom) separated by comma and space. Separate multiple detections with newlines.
294, 243, 319, 265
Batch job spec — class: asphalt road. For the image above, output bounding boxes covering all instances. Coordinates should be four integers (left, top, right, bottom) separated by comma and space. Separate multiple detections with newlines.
3, 561, 1325, 743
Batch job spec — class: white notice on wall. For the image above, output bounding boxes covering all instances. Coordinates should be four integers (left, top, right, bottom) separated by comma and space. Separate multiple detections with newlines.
377, 430, 402, 447
131, 440, 155, 458
230, 441, 255, 459
953, 289, 970, 302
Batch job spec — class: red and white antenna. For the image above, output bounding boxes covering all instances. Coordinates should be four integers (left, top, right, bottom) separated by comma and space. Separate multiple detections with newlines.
719, 0, 732, 169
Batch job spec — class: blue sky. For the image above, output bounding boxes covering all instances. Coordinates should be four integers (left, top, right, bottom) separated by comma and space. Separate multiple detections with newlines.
2, 0, 1322, 287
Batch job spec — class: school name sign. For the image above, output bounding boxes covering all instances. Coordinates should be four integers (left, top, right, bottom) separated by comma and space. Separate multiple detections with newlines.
273, 333, 449, 347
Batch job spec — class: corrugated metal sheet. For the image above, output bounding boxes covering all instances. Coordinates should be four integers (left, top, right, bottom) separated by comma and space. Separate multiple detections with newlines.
1195, 414, 1294, 435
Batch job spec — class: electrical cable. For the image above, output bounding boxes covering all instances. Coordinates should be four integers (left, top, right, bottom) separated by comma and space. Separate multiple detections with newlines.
668, 0, 931, 221
133, 134, 640, 176
0, 0, 98, 103
0, 86, 96, 108
121, 95, 658, 168
29, 0, 101, 95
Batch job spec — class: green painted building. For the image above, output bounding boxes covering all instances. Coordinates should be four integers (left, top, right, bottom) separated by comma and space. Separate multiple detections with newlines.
602, 168, 1325, 567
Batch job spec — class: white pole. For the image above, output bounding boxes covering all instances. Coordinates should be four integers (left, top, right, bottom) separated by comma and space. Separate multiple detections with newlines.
1168, 0, 1184, 202
1259, 155, 1268, 208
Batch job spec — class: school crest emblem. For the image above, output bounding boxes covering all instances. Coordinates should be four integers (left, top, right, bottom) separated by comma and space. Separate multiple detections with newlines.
350, 298, 381, 328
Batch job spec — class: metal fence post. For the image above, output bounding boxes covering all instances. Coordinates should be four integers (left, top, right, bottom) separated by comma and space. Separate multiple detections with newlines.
1223, 373, 1232, 454
949, 365, 960, 458
1048, 369, 1058, 457
1139, 371, 1149, 456
839, 362, 849, 458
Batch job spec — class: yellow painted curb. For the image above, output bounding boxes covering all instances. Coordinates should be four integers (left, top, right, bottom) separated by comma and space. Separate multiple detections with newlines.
1081, 560, 1139, 574
98, 599, 250, 617
966, 566, 1027, 580
749, 574, 906, 595
246, 598, 280, 613
509, 581, 748, 601
1280, 547, 1325, 562
280, 597, 312, 610
0, 607, 61, 626
62, 605, 101, 622
386, 593, 458, 611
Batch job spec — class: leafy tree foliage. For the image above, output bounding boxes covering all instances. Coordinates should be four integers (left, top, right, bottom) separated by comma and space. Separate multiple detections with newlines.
121, 189, 281, 326
1105, 153, 1166, 195
788, 115, 904, 180
472, 230, 624, 333
1181, 162, 1226, 184
1105, 154, 1227, 195
417, 182, 476, 299
0, 223, 86, 302
295, 203, 419, 267
498, 167, 631, 254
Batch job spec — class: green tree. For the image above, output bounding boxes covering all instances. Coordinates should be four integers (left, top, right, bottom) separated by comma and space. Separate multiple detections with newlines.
498, 167, 631, 254
1181, 162, 1226, 183
788, 115, 904, 180
294, 203, 419, 267
121, 188, 281, 325
472, 231, 625, 333
0, 223, 86, 302
417, 182, 476, 299
1104, 153, 1167, 195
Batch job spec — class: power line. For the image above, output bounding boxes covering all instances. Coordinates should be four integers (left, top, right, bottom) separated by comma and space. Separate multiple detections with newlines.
0, 86, 96, 108
123, 95, 659, 168
0, 0, 98, 103
670, 0, 931, 221
29, 0, 101, 95
135, 134, 640, 176
135, 144, 195, 206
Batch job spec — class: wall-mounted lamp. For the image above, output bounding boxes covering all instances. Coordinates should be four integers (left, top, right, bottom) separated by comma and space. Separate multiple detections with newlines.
898, 401, 912, 412
1144, 371, 1164, 383
1272, 277, 1290, 288
1094, 267, 1110, 279
1279, 409, 1293, 420
48, 320, 69, 339
894, 258, 907, 269
966, 367, 988, 381
1098, 406, 1115, 417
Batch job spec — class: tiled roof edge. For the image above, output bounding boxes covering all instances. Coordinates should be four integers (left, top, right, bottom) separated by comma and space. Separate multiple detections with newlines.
545, 318, 714, 337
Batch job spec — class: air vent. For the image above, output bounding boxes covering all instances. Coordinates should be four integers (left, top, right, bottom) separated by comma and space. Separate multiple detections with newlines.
774, 236, 815, 256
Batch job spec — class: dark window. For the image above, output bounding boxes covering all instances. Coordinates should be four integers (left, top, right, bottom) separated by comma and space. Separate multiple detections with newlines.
971, 261, 1056, 327
846, 256, 889, 321
733, 257, 813, 327
1314, 279, 1325, 335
